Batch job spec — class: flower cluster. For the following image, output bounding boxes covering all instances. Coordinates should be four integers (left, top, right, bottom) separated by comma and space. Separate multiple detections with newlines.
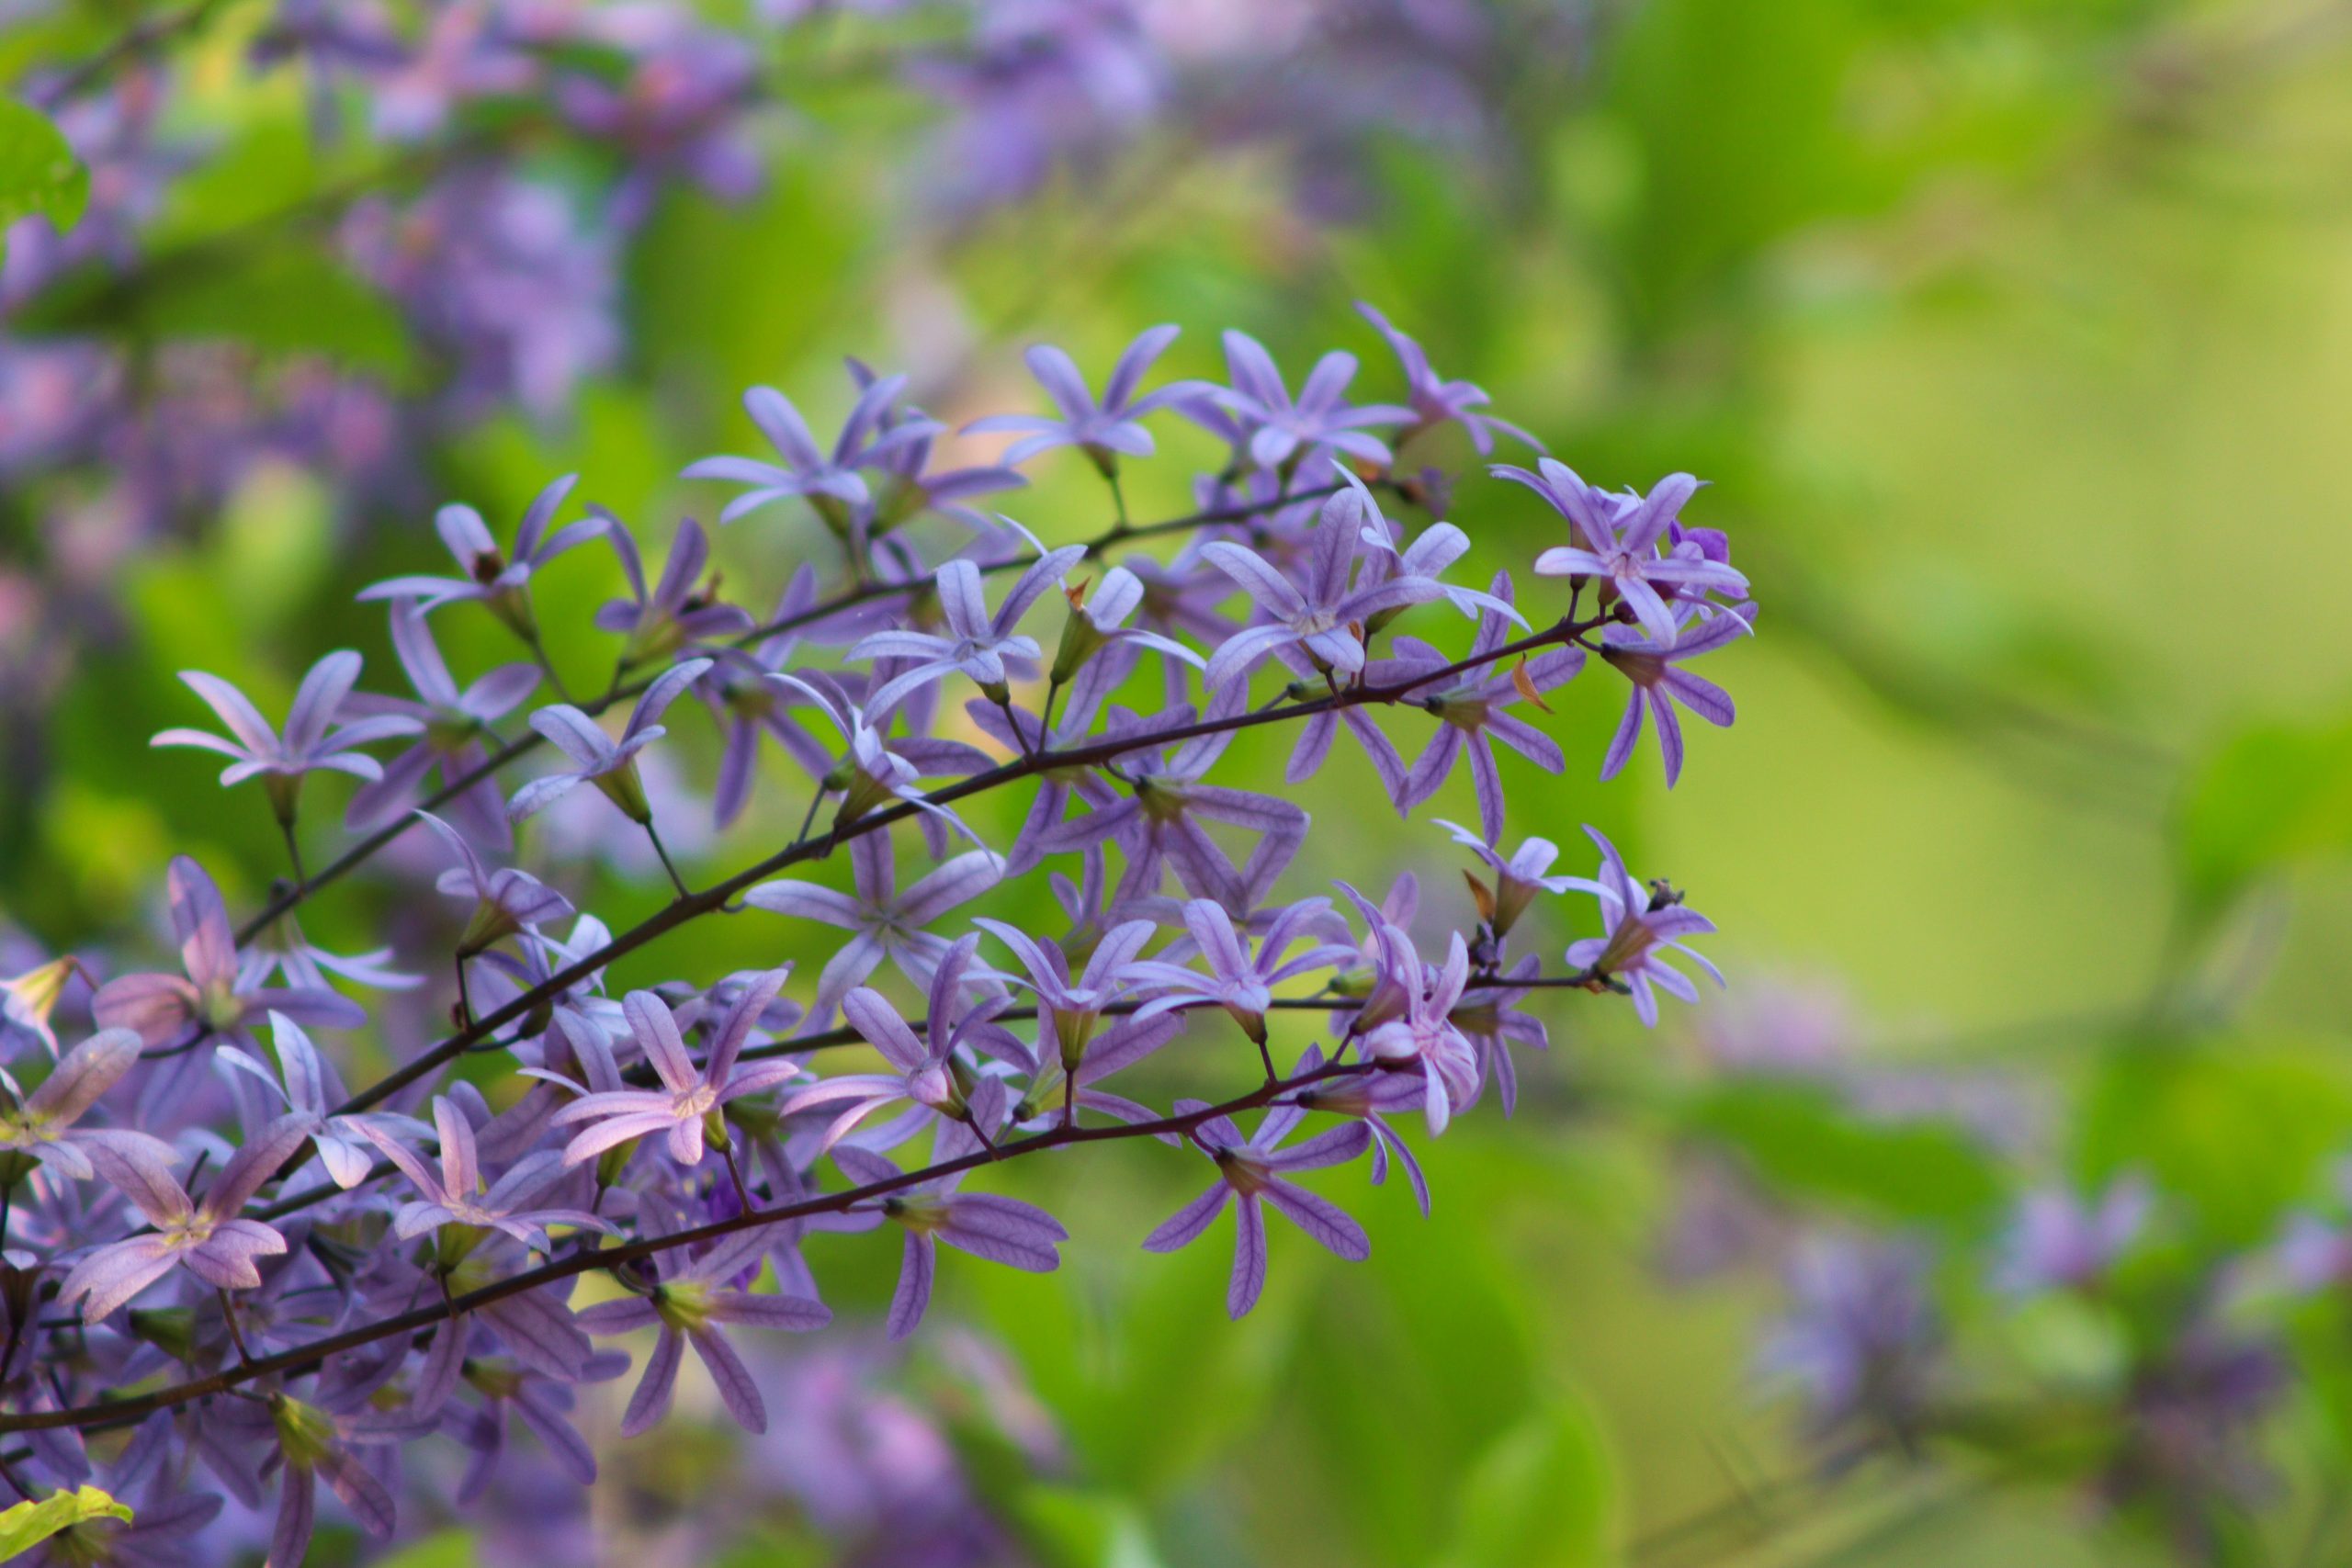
0, 308, 1753, 1559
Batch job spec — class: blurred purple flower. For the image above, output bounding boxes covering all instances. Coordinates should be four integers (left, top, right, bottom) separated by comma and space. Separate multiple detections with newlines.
151, 651, 421, 821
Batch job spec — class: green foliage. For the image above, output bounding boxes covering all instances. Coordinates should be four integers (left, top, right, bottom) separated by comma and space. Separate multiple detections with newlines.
0, 97, 87, 265
1680, 1081, 2009, 1228
2175, 715, 2352, 918
1434, 1398, 1619, 1568
0, 1486, 131, 1562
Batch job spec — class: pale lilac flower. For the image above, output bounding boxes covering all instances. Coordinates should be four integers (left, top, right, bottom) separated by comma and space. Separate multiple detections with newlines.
775, 937, 1004, 1154
850, 541, 1085, 713
752, 670, 992, 849
1563, 827, 1722, 1028
743, 835, 1003, 1023
151, 651, 421, 819
1197, 484, 1447, 688
845, 367, 1027, 535
356, 475, 600, 636
1144, 1102, 1372, 1318
1035, 686, 1307, 908
1451, 957, 1553, 1116
1044, 564, 1206, 692
91, 857, 365, 1048
61, 1114, 312, 1321
972, 916, 1155, 1077
592, 512, 754, 666
238, 903, 421, 996
361, 1096, 613, 1248
832, 1138, 1067, 1339
578, 1227, 831, 1437
0, 1028, 172, 1181
216, 1013, 402, 1190
964, 326, 1211, 471
1206, 330, 1413, 472
1124, 897, 1356, 1047
1356, 301, 1538, 457
683, 378, 932, 526
1360, 928, 1481, 1135
1999, 1177, 2152, 1294
1596, 605, 1753, 786
1436, 820, 1577, 941
344, 600, 539, 849
553, 975, 804, 1169
1287, 1043, 1430, 1214
1504, 459, 1747, 646
507, 659, 712, 824
1394, 579, 1583, 840
417, 809, 574, 957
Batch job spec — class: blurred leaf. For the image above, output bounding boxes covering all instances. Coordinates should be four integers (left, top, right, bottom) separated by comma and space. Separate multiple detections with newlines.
2079, 1038, 2352, 1248
1008, 1485, 1166, 1568
371, 1530, 478, 1568
1681, 1081, 2007, 1226
2174, 715, 2352, 917
0, 97, 87, 264
18, 242, 413, 378
0, 1485, 130, 1559
1435, 1397, 1619, 1568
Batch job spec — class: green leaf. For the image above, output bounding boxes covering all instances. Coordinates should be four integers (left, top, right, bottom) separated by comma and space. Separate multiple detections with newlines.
2078, 1038, 2352, 1248
1680, 1081, 2007, 1226
0, 1485, 131, 1561
0, 98, 88, 265
17, 242, 414, 380
2174, 716, 2352, 917
1435, 1398, 1619, 1568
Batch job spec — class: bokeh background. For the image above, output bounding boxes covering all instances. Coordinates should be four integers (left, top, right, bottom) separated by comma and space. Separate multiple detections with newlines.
7, 1, 2352, 1563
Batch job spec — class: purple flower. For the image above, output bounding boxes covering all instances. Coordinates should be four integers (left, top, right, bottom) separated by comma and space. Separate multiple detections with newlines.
417, 809, 575, 958
555, 29, 764, 224
742, 834, 1003, 1023
1393, 577, 1583, 840
356, 475, 601, 638
216, 1012, 399, 1190
1287, 1043, 1431, 1216
832, 1139, 1068, 1340
965, 325, 1211, 472
91, 856, 366, 1049
363, 1096, 615, 1249
592, 512, 755, 666
850, 540, 1086, 713
0, 1028, 172, 1182
553, 975, 805, 1169
1757, 1236, 1940, 1440
1356, 301, 1538, 457
1044, 564, 1207, 692
1502, 459, 1748, 646
344, 600, 540, 849
60, 1114, 311, 1321
682, 377, 932, 527
1999, 1177, 2152, 1295
751, 670, 993, 849
507, 659, 712, 825
151, 651, 422, 822
775, 937, 1005, 1154
1563, 827, 1722, 1028
1205, 330, 1413, 473
1438, 820, 1577, 942
1144, 1102, 1372, 1318
1123, 897, 1356, 1048
1361, 928, 1481, 1136
1034, 686, 1308, 909
972, 916, 1155, 1078
1596, 604, 1753, 786
263, 1393, 402, 1568
577, 1226, 831, 1437
1197, 483, 1448, 689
